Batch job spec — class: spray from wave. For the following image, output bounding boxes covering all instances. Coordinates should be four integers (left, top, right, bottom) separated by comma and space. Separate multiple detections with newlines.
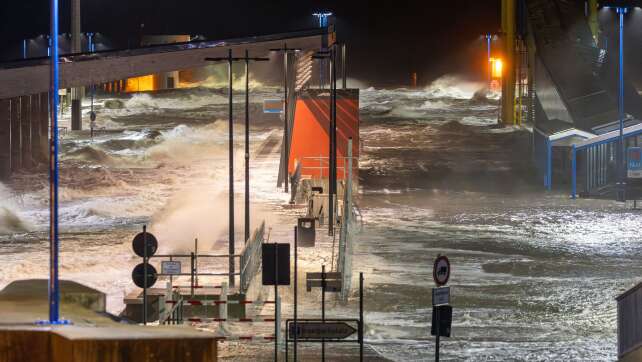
0, 183, 30, 234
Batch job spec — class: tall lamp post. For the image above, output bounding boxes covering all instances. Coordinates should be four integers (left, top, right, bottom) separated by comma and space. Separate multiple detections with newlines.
599, 0, 642, 201
485, 34, 493, 86
312, 12, 333, 89
616, 6, 627, 202
205, 51, 268, 286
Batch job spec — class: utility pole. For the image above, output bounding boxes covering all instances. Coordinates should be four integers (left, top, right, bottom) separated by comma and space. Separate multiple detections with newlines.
312, 46, 338, 236
342, 43, 347, 89
270, 45, 300, 194
48, 0, 62, 324
328, 46, 338, 236
205, 51, 268, 285
70, 0, 82, 131
616, 6, 627, 202
243, 50, 268, 243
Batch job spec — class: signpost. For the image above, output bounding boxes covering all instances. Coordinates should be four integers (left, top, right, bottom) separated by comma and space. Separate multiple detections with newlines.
432, 286, 450, 306
432, 255, 452, 362
161, 260, 181, 275
131, 226, 157, 325
286, 272, 364, 362
627, 147, 642, 178
262, 243, 290, 361
288, 319, 357, 341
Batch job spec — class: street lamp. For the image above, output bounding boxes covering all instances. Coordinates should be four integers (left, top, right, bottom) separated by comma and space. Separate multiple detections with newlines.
599, 1, 642, 201
312, 12, 333, 28
313, 12, 333, 89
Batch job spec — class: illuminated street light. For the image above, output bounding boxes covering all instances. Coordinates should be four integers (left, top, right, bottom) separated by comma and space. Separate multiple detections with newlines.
312, 12, 333, 28
599, 0, 641, 201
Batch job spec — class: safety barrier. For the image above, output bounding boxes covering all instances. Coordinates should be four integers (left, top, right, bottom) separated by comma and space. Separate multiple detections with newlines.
164, 282, 281, 343
239, 221, 265, 293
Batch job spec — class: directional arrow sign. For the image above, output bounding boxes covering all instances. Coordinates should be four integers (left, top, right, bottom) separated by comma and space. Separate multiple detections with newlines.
288, 321, 357, 340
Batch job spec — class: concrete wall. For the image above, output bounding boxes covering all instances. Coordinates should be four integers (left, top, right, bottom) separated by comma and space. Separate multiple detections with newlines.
0, 93, 49, 180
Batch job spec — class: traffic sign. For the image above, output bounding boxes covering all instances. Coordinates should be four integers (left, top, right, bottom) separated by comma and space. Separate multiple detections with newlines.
263, 99, 284, 114
132, 263, 158, 288
262, 243, 290, 286
288, 320, 357, 340
433, 255, 450, 286
161, 260, 181, 275
432, 287, 450, 306
306, 272, 342, 292
431, 305, 452, 337
132, 231, 158, 258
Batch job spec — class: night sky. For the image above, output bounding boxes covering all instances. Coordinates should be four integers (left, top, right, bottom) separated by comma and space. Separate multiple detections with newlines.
0, 1, 640, 87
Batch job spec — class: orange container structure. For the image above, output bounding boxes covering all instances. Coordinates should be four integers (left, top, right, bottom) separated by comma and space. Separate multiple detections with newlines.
288, 89, 359, 180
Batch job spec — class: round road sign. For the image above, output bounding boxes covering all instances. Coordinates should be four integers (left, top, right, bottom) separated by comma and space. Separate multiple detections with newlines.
433, 255, 450, 286
132, 231, 158, 258
132, 263, 158, 288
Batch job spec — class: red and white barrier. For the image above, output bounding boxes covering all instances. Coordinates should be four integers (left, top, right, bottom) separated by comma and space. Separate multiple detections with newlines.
168, 282, 281, 344
187, 317, 275, 323
218, 335, 275, 342
166, 299, 275, 306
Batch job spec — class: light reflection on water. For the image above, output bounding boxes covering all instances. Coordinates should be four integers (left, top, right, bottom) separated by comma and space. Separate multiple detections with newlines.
0, 84, 640, 360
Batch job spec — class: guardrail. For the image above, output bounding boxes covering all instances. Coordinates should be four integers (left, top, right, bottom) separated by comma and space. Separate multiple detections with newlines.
300, 156, 358, 180
240, 221, 265, 294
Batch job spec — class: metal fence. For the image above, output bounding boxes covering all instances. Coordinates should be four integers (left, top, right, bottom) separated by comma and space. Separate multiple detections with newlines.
240, 221, 265, 294
571, 126, 642, 198
337, 139, 354, 302
617, 282, 642, 359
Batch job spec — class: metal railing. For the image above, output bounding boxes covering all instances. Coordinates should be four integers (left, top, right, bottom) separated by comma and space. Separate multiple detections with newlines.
300, 156, 358, 180
240, 221, 266, 294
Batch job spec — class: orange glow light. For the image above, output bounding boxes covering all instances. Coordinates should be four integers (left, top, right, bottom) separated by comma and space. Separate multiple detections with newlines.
491, 58, 503, 79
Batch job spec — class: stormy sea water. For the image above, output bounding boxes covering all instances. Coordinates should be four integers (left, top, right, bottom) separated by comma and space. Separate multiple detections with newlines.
0, 75, 640, 360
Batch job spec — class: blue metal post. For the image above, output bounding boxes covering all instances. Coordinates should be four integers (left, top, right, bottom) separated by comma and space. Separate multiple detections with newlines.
23, 39, 27, 59
617, 7, 626, 202
49, 0, 61, 323
571, 145, 577, 199
486, 34, 492, 86
546, 139, 552, 190
88, 33, 94, 52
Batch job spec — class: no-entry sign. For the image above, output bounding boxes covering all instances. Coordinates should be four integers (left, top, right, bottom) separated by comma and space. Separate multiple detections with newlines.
433, 255, 450, 286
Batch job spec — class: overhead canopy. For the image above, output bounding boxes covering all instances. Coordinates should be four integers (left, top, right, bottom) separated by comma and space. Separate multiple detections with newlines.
0, 28, 333, 99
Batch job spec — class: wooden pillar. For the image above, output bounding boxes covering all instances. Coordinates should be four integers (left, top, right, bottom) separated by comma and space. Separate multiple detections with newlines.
20, 95, 31, 169
10, 98, 21, 172
39, 93, 49, 163
30, 95, 42, 164
0, 99, 10, 179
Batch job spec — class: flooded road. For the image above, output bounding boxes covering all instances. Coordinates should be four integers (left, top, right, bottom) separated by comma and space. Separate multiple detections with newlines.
0, 77, 640, 360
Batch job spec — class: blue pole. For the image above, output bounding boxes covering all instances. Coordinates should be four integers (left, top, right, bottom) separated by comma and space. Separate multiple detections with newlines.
487, 34, 492, 86
49, 0, 61, 323
23, 39, 27, 59
571, 145, 577, 199
617, 7, 626, 202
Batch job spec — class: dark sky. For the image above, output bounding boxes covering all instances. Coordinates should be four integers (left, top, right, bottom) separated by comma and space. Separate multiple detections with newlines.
0, 1, 640, 87
0, 0, 501, 86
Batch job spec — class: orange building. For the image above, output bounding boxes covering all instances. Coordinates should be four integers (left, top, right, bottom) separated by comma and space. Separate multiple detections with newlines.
288, 89, 360, 180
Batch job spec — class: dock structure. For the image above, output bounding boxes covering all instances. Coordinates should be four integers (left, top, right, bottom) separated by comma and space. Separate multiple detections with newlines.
0, 28, 333, 180
497, 0, 642, 199
0, 19, 366, 359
